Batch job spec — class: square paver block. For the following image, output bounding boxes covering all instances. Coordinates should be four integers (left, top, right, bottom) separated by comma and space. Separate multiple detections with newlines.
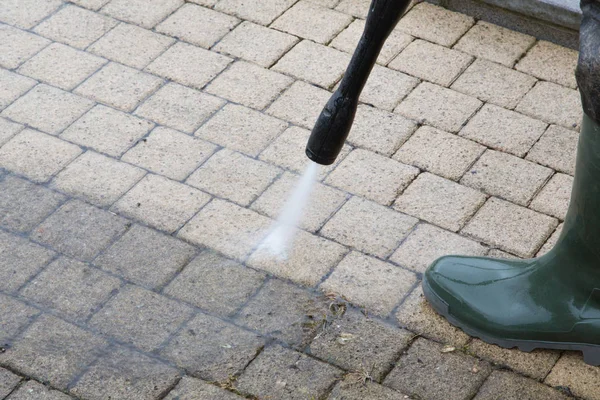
20, 257, 121, 322
545, 352, 600, 400
160, 313, 265, 382
0, 25, 50, 69
391, 223, 487, 273
451, 59, 537, 109
272, 1, 351, 44
248, 228, 347, 286
0, 0, 62, 29
136, 83, 225, 133
0, 69, 36, 111
394, 125, 485, 180
164, 376, 244, 400
156, 3, 239, 48
395, 82, 482, 133
236, 345, 342, 399
71, 346, 180, 400
0, 315, 108, 389
329, 379, 407, 399
164, 251, 265, 316
389, 39, 472, 87
215, 0, 296, 25
235, 279, 331, 347
359, 65, 419, 111
88, 22, 175, 69
516, 40, 578, 89
60, 104, 154, 157
0, 231, 55, 292
17, 43, 107, 91
0, 117, 22, 147
95, 224, 197, 289
0, 129, 82, 182
326, 149, 419, 205
112, 174, 211, 233
395, 285, 470, 346
530, 173, 573, 220
475, 371, 569, 400
32, 199, 129, 261
178, 199, 271, 261
123, 127, 217, 180
395, 2, 474, 47
516, 81, 582, 130
90, 285, 194, 351
526, 125, 579, 175
321, 252, 417, 316
206, 61, 293, 110
251, 171, 348, 232
186, 149, 280, 206
0, 175, 65, 233
145, 42, 232, 90
459, 104, 547, 157
196, 104, 288, 157
266, 81, 332, 129
0, 294, 39, 345
454, 21, 536, 67
5, 381, 73, 400
75, 62, 163, 112
0, 367, 21, 398
462, 198, 558, 257
461, 150, 553, 206
2, 84, 95, 136
213, 21, 298, 68
384, 338, 492, 400
322, 196, 417, 258
33, 5, 118, 49
52, 151, 145, 207
309, 309, 413, 381
101, 0, 184, 28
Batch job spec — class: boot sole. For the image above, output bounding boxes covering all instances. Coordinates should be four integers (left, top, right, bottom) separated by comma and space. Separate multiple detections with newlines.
422, 276, 600, 366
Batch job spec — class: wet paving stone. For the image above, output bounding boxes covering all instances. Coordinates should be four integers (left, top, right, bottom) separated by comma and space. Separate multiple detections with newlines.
0, 294, 39, 348
7, 380, 74, 400
0, 367, 21, 398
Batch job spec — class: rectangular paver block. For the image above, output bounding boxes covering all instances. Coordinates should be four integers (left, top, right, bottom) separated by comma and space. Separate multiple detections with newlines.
5, 380, 73, 400
101, 0, 184, 28
215, 0, 297, 25
0, 25, 50, 70
0, 69, 36, 111
164, 376, 244, 400
474, 370, 568, 400
0, 293, 40, 346
0, 0, 62, 29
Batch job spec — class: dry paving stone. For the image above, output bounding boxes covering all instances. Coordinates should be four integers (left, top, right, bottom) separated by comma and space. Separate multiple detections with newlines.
205, 61, 293, 110
235, 279, 331, 348
213, 21, 299, 68
273, 40, 351, 89
0, 118, 22, 146
2, 84, 95, 136
0, 231, 55, 292
530, 173, 573, 220
6, 380, 73, 400
0, 368, 21, 398
160, 313, 265, 382
391, 223, 487, 273
0, 69, 36, 111
0, 24, 50, 70
321, 196, 417, 258
51, 151, 145, 207
537, 223, 563, 256
395, 2, 474, 47
101, 0, 184, 29
0, 294, 39, 346
33, 5, 118, 49
545, 352, 600, 400
516, 40, 578, 89
328, 379, 407, 400
122, 127, 217, 180
88, 22, 175, 69
462, 150, 553, 206
309, 308, 413, 381
454, 21, 536, 67
178, 199, 271, 261
306, 0, 341, 8
526, 125, 579, 175
71, 0, 111, 11
451, 59, 537, 109
0, 129, 83, 183
95, 224, 196, 289
516, 81, 582, 130
474, 370, 568, 400
214, 0, 297, 25
462, 197, 558, 258
266, 81, 332, 129
70, 346, 180, 400
196, 104, 288, 157
145, 41, 232, 90
235, 345, 343, 400
359, 65, 419, 111
321, 251, 417, 316
395, 82, 482, 133
335, 0, 370, 18
164, 376, 244, 400
17, 43, 107, 91
90, 285, 194, 352
111, 174, 211, 233
325, 149, 419, 205
164, 251, 265, 316
384, 338, 492, 400
272, 1, 352, 44
0, 175, 66, 233
459, 103, 547, 157
0, 0, 62, 28
0, 315, 108, 389
389, 39, 473, 87
488, 248, 521, 259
